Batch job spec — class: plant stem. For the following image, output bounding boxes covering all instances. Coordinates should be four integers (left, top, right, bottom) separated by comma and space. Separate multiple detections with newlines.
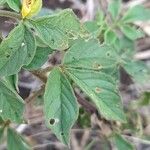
31, 71, 47, 83
0, 10, 21, 20
75, 91, 97, 114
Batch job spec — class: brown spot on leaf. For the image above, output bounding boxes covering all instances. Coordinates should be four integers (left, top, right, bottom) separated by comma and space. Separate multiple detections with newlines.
93, 62, 102, 70
95, 87, 101, 93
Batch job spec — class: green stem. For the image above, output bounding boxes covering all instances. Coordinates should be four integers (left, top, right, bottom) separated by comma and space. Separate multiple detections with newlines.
0, 10, 21, 20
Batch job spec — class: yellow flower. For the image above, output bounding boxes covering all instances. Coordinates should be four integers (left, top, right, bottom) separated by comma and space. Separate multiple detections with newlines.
21, 0, 42, 18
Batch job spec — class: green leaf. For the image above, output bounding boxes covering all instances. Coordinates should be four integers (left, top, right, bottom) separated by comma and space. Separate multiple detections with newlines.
84, 11, 105, 38
65, 68, 126, 122
108, 0, 121, 19
123, 60, 150, 83
122, 5, 150, 23
113, 36, 135, 56
23, 27, 36, 66
44, 67, 79, 145
0, 23, 24, 70
35, 36, 48, 47
104, 29, 118, 44
7, 128, 31, 150
63, 39, 120, 70
113, 134, 134, 150
0, 24, 36, 76
6, 0, 21, 12
24, 47, 54, 70
0, 79, 24, 123
27, 9, 86, 50
5, 74, 19, 91
0, 45, 27, 77
120, 25, 144, 40
0, 23, 26, 77
84, 21, 100, 38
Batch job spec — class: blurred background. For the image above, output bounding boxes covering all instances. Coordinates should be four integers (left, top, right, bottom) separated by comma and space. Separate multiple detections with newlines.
0, 0, 150, 149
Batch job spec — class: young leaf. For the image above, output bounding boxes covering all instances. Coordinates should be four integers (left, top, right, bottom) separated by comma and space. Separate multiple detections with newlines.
104, 29, 118, 44
108, 0, 121, 19
44, 67, 79, 145
6, 0, 21, 12
65, 68, 126, 122
24, 46, 54, 70
113, 134, 134, 150
26, 9, 86, 50
0, 79, 24, 123
7, 128, 31, 150
120, 25, 144, 40
122, 5, 150, 23
63, 39, 120, 70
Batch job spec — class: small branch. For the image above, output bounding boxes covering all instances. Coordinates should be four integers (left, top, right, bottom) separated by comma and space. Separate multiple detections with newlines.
31, 71, 47, 83
41, 66, 53, 74
75, 91, 97, 114
124, 135, 150, 145
0, 10, 21, 20
134, 50, 150, 60
30, 66, 53, 83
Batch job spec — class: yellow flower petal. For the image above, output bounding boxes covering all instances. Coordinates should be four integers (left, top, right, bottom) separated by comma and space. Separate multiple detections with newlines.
21, 0, 42, 18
